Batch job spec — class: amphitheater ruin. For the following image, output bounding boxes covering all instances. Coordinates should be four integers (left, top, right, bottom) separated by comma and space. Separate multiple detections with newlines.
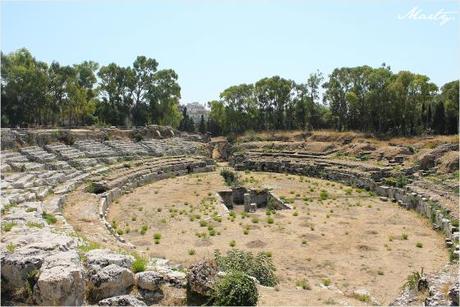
0, 127, 458, 306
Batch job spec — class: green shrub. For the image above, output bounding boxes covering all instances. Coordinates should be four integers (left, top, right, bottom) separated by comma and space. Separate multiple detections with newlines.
353, 293, 370, 302
296, 278, 311, 290
140, 225, 148, 235
220, 169, 240, 187
384, 175, 409, 188
188, 249, 196, 255
153, 233, 161, 240
404, 269, 423, 289
416, 242, 423, 248
42, 212, 57, 224
322, 278, 331, 286
319, 190, 329, 200
131, 255, 147, 273
214, 249, 278, 286
267, 217, 274, 224
229, 240, 236, 247
212, 271, 258, 306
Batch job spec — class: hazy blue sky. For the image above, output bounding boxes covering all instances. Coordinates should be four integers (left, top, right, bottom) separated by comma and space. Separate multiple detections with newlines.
2, 0, 459, 104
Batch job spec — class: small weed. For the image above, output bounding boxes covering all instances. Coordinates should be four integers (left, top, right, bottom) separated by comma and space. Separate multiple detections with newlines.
26, 221, 44, 229
320, 190, 329, 200
2, 221, 17, 232
42, 212, 57, 224
296, 279, 311, 290
6, 242, 16, 253
322, 278, 331, 286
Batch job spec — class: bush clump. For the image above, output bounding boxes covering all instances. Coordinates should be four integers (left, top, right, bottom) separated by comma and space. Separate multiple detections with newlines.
214, 249, 278, 286
131, 254, 147, 273
212, 271, 258, 306
384, 175, 409, 188
42, 212, 57, 224
220, 169, 240, 187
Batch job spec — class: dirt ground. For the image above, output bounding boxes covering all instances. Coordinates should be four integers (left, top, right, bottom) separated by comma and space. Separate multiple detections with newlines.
99, 169, 448, 305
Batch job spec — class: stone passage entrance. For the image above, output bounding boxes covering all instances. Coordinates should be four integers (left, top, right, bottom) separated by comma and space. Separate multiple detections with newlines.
217, 187, 290, 212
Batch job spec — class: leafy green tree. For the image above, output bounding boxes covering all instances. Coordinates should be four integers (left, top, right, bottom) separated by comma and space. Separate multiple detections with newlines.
432, 100, 446, 134
439, 80, 459, 134
199, 114, 206, 133
148, 69, 182, 127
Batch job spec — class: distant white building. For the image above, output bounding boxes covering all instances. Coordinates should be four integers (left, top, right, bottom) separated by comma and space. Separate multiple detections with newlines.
184, 102, 209, 123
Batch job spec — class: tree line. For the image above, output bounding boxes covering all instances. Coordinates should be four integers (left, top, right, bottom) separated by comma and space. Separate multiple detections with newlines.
1, 48, 182, 128
207, 65, 458, 136
2, 49, 458, 136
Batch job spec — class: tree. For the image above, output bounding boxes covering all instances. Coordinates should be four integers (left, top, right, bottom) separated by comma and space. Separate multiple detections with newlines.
199, 115, 206, 133
97, 63, 134, 126
208, 100, 226, 134
432, 100, 446, 134
148, 69, 182, 128
178, 106, 195, 132
439, 80, 459, 134
219, 84, 256, 133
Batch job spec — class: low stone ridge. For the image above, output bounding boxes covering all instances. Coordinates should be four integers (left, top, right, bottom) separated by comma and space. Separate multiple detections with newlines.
1, 126, 204, 150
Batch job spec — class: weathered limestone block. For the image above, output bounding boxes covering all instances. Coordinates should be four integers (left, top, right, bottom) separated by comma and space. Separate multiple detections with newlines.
163, 270, 187, 288
1, 247, 45, 291
98, 295, 147, 306
88, 264, 135, 301
135, 271, 163, 291
33, 251, 85, 306
187, 259, 219, 297
85, 249, 134, 271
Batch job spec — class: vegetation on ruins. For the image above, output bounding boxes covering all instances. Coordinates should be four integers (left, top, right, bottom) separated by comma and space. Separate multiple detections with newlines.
1, 221, 17, 232
131, 254, 147, 273
42, 212, 57, 224
2, 48, 458, 138
214, 249, 278, 287
403, 269, 424, 290
383, 175, 409, 188
211, 270, 258, 306
220, 169, 239, 187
